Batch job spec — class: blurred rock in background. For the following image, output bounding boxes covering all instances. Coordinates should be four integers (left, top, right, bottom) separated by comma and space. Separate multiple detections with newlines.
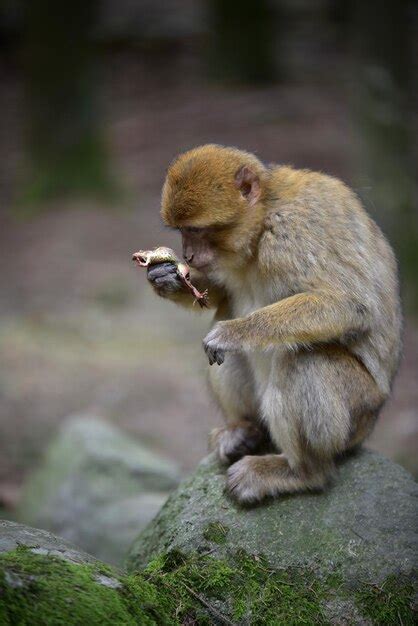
18, 414, 180, 565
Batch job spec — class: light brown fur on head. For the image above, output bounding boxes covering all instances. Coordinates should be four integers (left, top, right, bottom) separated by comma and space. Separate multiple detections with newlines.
161, 144, 268, 228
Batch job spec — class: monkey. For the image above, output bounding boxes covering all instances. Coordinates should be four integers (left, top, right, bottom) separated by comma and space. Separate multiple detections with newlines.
146, 144, 402, 503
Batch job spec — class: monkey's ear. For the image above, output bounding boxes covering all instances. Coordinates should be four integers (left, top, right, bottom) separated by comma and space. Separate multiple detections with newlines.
234, 166, 261, 207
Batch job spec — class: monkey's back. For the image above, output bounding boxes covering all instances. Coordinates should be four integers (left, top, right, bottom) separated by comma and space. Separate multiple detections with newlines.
259, 166, 402, 397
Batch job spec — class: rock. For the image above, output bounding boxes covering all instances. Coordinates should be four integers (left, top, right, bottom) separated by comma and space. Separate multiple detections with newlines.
18, 414, 180, 565
0, 519, 97, 565
0, 520, 173, 625
127, 449, 418, 625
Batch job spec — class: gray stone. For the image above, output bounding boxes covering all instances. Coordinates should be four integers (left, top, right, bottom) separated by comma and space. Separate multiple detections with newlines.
0, 519, 97, 565
128, 449, 418, 624
0, 520, 168, 624
18, 414, 180, 565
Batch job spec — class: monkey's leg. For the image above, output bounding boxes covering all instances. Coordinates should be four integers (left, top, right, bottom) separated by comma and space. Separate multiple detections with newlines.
208, 353, 267, 464
227, 346, 384, 503
227, 453, 331, 503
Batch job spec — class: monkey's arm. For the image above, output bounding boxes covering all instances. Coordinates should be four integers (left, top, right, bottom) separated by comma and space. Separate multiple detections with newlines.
203, 290, 369, 363
147, 263, 225, 310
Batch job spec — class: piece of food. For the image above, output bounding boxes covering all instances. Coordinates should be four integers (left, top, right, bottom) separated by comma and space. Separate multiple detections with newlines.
132, 246, 209, 308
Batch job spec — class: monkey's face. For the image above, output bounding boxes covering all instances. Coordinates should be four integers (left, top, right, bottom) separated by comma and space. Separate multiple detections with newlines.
180, 220, 258, 277
180, 227, 216, 271
160, 145, 266, 273
180, 224, 256, 276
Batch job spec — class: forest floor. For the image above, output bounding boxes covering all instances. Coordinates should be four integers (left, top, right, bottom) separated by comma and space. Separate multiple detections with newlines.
0, 55, 417, 511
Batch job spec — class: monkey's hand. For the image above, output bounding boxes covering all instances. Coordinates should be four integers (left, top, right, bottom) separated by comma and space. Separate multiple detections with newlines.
147, 262, 185, 297
203, 320, 245, 365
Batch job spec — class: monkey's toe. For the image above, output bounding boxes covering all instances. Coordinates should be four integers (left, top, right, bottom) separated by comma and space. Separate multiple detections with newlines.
227, 456, 265, 504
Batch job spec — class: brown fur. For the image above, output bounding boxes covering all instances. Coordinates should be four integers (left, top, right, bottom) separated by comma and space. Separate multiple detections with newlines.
150, 144, 402, 503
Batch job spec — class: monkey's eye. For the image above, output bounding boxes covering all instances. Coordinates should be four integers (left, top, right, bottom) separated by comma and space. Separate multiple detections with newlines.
182, 227, 203, 234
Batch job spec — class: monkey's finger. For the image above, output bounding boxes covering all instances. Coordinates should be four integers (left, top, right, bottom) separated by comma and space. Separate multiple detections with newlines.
153, 276, 179, 286
203, 342, 216, 365
215, 350, 225, 366
153, 279, 183, 296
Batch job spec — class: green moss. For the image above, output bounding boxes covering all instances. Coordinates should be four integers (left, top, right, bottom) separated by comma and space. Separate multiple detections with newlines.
0, 546, 174, 626
141, 548, 416, 625
227, 550, 330, 625
1, 546, 415, 625
142, 548, 331, 625
202, 521, 229, 545
355, 575, 415, 625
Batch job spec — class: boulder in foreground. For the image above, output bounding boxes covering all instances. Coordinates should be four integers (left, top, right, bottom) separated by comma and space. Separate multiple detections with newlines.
0, 520, 173, 625
128, 449, 417, 625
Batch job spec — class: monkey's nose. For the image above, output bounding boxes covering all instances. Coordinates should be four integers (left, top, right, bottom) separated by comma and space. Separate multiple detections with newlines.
184, 253, 194, 264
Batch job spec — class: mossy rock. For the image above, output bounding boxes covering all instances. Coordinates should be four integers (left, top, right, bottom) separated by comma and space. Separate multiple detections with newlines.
0, 520, 176, 625
127, 449, 418, 624
2, 451, 417, 625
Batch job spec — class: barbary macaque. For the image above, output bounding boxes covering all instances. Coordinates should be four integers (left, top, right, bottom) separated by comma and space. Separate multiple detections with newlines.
146, 144, 402, 503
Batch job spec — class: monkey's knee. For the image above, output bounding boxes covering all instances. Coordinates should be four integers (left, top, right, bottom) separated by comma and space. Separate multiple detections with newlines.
210, 420, 266, 465
287, 346, 385, 458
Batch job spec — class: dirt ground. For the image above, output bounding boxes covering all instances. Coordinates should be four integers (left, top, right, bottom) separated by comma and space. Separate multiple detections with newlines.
0, 55, 417, 509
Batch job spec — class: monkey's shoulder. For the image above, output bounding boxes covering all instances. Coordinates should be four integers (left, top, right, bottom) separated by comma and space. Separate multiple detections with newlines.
270, 167, 370, 230
257, 174, 383, 288
263, 167, 374, 250
271, 165, 357, 206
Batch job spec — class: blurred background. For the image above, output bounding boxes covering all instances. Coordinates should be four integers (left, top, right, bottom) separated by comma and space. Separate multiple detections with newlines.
0, 0, 417, 532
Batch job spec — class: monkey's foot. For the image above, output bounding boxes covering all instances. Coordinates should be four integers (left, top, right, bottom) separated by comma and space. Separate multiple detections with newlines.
210, 421, 265, 465
227, 454, 330, 504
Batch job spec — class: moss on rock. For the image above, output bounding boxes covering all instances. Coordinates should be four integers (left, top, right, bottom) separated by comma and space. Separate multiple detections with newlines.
0, 546, 174, 625
127, 450, 418, 624
137, 547, 416, 625
355, 575, 416, 626
0, 520, 176, 625
143, 547, 330, 625
203, 521, 229, 545
2, 545, 415, 625
2, 448, 417, 624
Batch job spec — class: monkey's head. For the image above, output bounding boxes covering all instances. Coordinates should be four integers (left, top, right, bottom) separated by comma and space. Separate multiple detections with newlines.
161, 144, 269, 273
